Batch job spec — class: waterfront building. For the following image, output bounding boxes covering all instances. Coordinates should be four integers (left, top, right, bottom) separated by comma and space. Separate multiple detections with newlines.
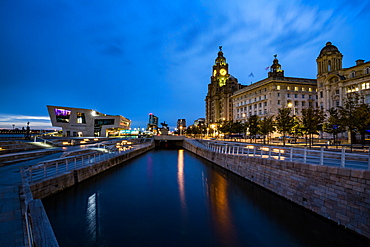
176, 119, 186, 133
47, 105, 130, 137
316, 42, 370, 112
231, 55, 317, 123
147, 113, 159, 134
205, 47, 244, 125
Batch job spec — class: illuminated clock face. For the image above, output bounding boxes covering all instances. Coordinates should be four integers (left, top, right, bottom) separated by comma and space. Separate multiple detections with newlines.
213, 70, 217, 76
220, 68, 227, 76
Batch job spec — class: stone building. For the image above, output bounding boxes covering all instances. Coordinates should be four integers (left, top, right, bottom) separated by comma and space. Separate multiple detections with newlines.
316, 42, 370, 112
231, 55, 317, 123
205, 47, 243, 125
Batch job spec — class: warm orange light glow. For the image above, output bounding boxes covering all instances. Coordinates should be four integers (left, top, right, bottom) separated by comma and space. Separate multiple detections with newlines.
272, 148, 285, 153
260, 147, 269, 151
62, 142, 69, 145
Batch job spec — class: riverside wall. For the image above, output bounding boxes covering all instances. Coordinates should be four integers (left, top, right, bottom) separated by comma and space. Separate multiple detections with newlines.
183, 139, 370, 239
29, 143, 155, 199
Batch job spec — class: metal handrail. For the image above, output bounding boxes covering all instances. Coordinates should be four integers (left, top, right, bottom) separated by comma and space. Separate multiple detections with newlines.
191, 139, 370, 170
25, 141, 153, 183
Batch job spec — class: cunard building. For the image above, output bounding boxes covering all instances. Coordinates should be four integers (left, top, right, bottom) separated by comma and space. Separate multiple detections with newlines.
316, 42, 370, 112
205, 47, 243, 125
231, 55, 317, 123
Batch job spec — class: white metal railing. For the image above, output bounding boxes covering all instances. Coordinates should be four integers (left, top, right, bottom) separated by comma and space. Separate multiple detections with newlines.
192, 140, 370, 170
24, 140, 153, 183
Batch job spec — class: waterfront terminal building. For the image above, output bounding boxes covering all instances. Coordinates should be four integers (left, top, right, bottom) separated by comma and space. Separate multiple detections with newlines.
47, 105, 131, 137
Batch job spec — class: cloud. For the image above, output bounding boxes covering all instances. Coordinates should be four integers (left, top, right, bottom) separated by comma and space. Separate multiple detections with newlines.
0, 115, 54, 129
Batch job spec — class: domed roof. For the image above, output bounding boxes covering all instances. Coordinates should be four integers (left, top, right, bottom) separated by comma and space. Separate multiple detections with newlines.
319, 42, 340, 56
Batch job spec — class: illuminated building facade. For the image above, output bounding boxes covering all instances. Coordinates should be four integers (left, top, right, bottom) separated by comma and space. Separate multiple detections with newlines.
147, 113, 159, 133
205, 47, 243, 125
316, 42, 370, 112
47, 105, 130, 137
231, 56, 317, 122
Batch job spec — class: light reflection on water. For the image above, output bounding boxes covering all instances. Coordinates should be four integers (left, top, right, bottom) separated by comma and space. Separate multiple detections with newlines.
43, 149, 370, 247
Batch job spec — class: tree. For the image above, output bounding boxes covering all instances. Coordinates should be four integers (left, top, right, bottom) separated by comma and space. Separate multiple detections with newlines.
301, 106, 326, 147
337, 93, 370, 146
275, 107, 295, 145
323, 107, 345, 145
247, 115, 260, 143
352, 103, 370, 145
258, 115, 275, 144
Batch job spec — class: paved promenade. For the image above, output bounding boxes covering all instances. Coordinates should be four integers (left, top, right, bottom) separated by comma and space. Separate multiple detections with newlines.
0, 151, 62, 247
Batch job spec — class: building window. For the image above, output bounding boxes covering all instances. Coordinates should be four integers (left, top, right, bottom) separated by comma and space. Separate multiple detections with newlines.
277, 85, 281, 90
335, 90, 339, 94
287, 93, 290, 98
94, 119, 115, 126
365, 67, 370, 74
77, 112, 86, 124
309, 88, 312, 92
278, 100, 280, 105
55, 108, 71, 123
287, 86, 291, 90
309, 95, 312, 99
302, 94, 305, 99
302, 87, 305, 91
320, 91, 323, 98
351, 71, 356, 78
294, 86, 298, 91
277, 93, 280, 97
264, 102, 267, 106
309, 102, 312, 107
302, 101, 305, 107
294, 94, 298, 98
294, 101, 298, 106
259, 103, 262, 107
335, 101, 340, 107
366, 95, 370, 104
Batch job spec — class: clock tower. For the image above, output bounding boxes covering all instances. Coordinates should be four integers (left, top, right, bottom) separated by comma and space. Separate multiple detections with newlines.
205, 46, 243, 125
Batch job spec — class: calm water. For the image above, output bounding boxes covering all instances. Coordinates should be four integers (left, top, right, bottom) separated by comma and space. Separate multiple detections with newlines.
43, 149, 370, 247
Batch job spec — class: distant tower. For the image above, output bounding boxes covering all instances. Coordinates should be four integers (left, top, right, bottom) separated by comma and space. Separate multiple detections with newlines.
268, 54, 284, 78
205, 46, 242, 125
316, 42, 343, 76
316, 42, 344, 112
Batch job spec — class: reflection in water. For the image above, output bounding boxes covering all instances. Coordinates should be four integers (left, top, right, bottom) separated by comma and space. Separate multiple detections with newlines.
177, 150, 187, 216
86, 193, 98, 243
206, 172, 239, 246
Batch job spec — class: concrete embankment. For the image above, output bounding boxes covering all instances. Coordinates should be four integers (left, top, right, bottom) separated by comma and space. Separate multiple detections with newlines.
183, 139, 370, 239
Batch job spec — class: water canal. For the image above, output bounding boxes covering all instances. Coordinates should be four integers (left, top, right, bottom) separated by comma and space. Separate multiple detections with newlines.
43, 149, 370, 247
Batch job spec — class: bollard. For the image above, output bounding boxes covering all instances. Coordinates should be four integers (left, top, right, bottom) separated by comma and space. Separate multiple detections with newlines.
290, 147, 293, 162
341, 147, 346, 167
368, 148, 370, 170
320, 147, 324, 165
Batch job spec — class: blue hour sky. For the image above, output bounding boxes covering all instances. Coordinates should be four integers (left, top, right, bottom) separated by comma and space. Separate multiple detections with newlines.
1, 0, 369, 130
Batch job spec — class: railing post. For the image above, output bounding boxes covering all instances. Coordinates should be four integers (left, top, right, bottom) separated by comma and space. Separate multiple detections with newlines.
82, 156, 84, 166
237, 146, 240, 155
74, 157, 77, 168
88, 155, 91, 164
290, 147, 293, 162
341, 147, 345, 167
66, 159, 69, 171
43, 165, 46, 178
303, 147, 307, 163
56, 162, 59, 174
278, 149, 281, 160
268, 148, 271, 159
260, 147, 263, 158
253, 146, 256, 157
320, 147, 324, 165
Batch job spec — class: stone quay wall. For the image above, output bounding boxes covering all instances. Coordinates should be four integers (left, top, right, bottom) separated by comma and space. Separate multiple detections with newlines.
29, 143, 155, 199
183, 139, 370, 239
